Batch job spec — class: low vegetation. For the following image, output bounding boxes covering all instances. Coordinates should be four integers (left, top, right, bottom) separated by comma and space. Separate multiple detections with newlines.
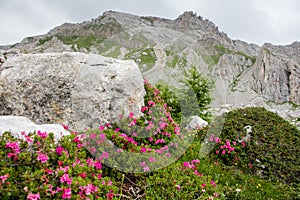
0, 68, 298, 199
124, 48, 157, 71
202, 45, 256, 70
165, 52, 188, 69
38, 36, 54, 45
58, 35, 104, 51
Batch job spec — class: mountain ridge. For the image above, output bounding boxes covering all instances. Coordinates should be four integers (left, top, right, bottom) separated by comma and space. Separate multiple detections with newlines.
0, 10, 299, 127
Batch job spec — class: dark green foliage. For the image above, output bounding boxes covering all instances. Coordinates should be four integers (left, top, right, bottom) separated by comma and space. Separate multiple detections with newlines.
212, 107, 300, 185
182, 66, 213, 121
141, 128, 299, 200
38, 36, 53, 45
156, 66, 213, 123
1, 79, 299, 199
155, 83, 181, 123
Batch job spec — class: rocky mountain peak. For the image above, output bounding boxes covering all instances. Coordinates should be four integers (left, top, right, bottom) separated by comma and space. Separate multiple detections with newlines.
174, 11, 218, 32
0, 10, 299, 128
262, 41, 300, 59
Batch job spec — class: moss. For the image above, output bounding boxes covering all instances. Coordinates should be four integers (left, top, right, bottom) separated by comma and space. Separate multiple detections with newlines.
141, 16, 155, 25
38, 36, 53, 45
214, 45, 232, 54
288, 101, 300, 109
236, 51, 256, 64
81, 24, 103, 31
230, 70, 244, 91
165, 50, 171, 57
202, 54, 221, 70
124, 48, 157, 70
57, 35, 104, 51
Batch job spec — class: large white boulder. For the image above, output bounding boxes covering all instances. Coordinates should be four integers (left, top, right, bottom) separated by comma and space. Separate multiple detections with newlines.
0, 115, 69, 140
0, 52, 146, 131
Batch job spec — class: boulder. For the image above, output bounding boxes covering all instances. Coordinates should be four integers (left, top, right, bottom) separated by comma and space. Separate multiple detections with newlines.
0, 52, 145, 131
185, 116, 208, 130
0, 116, 70, 140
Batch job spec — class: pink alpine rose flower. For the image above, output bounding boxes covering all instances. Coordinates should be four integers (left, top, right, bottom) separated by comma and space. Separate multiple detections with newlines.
62, 188, 71, 199
60, 174, 72, 185
37, 130, 48, 139
37, 153, 49, 164
27, 193, 40, 200
0, 174, 9, 183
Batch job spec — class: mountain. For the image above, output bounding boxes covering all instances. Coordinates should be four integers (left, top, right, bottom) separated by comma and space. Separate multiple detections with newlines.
0, 11, 299, 127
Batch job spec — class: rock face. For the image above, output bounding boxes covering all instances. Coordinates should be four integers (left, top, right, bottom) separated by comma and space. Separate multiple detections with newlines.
251, 43, 300, 105
0, 116, 70, 140
0, 10, 299, 125
0, 52, 145, 131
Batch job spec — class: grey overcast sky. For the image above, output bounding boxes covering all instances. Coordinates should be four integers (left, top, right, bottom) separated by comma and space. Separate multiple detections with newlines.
0, 0, 299, 46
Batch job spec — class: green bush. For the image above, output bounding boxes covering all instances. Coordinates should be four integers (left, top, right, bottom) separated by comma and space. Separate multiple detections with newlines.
157, 66, 213, 123
1, 81, 298, 200
141, 127, 299, 200
209, 107, 300, 185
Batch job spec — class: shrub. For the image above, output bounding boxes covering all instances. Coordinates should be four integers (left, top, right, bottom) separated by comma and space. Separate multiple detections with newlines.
1, 81, 298, 199
209, 107, 300, 185
82, 80, 194, 174
0, 131, 118, 199
156, 66, 213, 122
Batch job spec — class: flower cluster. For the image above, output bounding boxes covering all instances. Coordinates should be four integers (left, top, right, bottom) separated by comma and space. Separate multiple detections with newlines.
209, 135, 241, 156
5, 141, 20, 160
80, 80, 187, 173
0, 130, 118, 199
178, 159, 220, 198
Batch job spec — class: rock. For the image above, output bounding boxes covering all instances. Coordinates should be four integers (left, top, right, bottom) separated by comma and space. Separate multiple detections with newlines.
243, 125, 252, 134
185, 116, 208, 130
1, 10, 299, 126
0, 52, 145, 131
251, 44, 300, 105
0, 115, 69, 140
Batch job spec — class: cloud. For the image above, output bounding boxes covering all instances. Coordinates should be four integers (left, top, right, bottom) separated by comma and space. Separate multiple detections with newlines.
252, 0, 300, 44
0, 0, 299, 45
0, 0, 69, 45
42, 0, 176, 21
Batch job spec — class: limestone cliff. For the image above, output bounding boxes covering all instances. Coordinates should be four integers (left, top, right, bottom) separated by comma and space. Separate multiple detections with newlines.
0, 10, 299, 127
251, 43, 300, 105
